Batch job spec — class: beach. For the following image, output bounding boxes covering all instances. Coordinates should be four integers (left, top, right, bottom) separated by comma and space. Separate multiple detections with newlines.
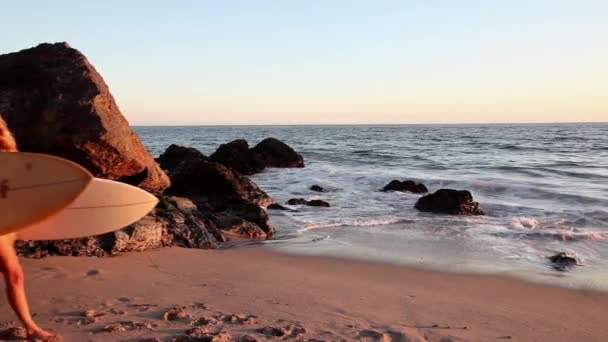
1, 247, 607, 341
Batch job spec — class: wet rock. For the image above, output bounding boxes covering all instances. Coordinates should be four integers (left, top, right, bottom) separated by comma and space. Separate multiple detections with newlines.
548, 252, 580, 271
310, 185, 325, 192
250, 138, 304, 170
286, 198, 330, 207
267, 203, 288, 210
156, 144, 208, 171
210, 139, 262, 175
287, 198, 308, 205
283, 325, 306, 339
382, 180, 428, 194
307, 200, 330, 207
210, 138, 304, 175
221, 313, 257, 325
0, 42, 169, 193
236, 335, 257, 342
415, 189, 484, 215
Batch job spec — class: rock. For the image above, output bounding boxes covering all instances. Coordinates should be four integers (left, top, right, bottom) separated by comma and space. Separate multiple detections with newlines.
236, 335, 257, 342
310, 185, 325, 192
156, 144, 208, 171
287, 198, 308, 205
267, 203, 288, 210
250, 138, 304, 169
548, 252, 580, 271
158, 145, 275, 238
0, 42, 170, 193
0, 327, 27, 340
307, 199, 330, 207
210, 138, 304, 175
286, 198, 330, 207
174, 328, 231, 342
382, 180, 428, 194
163, 307, 191, 321
210, 139, 262, 175
415, 189, 484, 215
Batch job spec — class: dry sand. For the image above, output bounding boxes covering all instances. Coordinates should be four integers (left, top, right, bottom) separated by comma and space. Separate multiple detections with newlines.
1, 247, 607, 341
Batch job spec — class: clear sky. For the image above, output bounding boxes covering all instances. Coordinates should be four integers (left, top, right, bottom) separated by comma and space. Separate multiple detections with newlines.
2, 0, 607, 125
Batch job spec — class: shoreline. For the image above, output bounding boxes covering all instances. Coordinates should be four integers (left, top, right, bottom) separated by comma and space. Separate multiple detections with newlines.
2, 247, 607, 341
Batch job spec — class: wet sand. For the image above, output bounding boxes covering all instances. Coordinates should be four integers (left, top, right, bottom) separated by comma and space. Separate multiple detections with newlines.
1, 247, 607, 341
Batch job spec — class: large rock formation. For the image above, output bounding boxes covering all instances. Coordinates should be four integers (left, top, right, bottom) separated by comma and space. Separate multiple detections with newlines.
0, 42, 169, 193
415, 189, 484, 215
158, 144, 275, 238
210, 138, 304, 175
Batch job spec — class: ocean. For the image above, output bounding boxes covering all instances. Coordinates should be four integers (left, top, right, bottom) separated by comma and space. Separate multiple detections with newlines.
135, 123, 608, 289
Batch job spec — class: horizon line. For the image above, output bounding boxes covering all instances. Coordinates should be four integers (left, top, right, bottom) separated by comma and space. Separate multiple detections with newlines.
130, 121, 608, 127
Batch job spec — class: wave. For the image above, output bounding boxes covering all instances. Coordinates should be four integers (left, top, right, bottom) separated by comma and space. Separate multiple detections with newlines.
298, 217, 410, 232
497, 217, 608, 242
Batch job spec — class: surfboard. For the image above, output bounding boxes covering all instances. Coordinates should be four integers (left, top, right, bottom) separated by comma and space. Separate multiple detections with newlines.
0, 152, 93, 236
17, 178, 159, 241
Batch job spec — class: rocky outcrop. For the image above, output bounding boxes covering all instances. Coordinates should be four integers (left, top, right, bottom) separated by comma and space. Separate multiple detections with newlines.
414, 189, 484, 215
0, 42, 169, 193
16, 196, 222, 258
286, 198, 330, 207
382, 180, 428, 194
210, 138, 304, 175
158, 144, 275, 238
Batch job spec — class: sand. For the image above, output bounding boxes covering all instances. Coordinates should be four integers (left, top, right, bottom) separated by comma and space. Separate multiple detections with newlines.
1, 247, 607, 341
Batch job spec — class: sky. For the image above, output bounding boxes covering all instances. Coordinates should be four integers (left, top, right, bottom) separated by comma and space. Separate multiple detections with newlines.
1, 0, 607, 125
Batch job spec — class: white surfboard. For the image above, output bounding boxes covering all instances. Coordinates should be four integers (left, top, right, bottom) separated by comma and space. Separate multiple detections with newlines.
17, 178, 159, 241
0, 152, 93, 236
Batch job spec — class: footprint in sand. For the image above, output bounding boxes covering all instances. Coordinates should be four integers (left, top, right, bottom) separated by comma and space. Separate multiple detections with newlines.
86, 269, 101, 277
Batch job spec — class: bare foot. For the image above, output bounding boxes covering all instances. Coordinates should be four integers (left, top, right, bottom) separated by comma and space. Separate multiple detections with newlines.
27, 327, 58, 341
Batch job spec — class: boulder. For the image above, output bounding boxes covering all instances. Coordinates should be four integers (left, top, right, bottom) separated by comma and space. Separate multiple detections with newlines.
209, 137, 304, 175
267, 203, 288, 210
382, 180, 428, 194
158, 145, 275, 238
0, 42, 169, 193
415, 189, 484, 215
209, 139, 262, 175
156, 144, 208, 171
250, 137, 304, 169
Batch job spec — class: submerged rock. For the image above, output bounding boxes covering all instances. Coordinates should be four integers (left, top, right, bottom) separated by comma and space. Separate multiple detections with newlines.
310, 185, 325, 192
267, 203, 288, 210
210, 137, 304, 175
415, 189, 484, 215
286, 198, 330, 207
0, 42, 169, 193
382, 180, 428, 194
548, 252, 580, 271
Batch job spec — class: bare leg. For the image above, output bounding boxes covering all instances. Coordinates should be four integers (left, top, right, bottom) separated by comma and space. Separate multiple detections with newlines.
0, 233, 56, 340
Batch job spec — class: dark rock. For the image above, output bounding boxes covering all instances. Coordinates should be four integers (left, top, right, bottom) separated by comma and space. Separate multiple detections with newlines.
307, 199, 330, 207
415, 189, 484, 215
210, 137, 304, 175
310, 185, 325, 192
287, 198, 308, 205
548, 252, 580, 271
267, 203, 288, 210
382, 180, 428, 193
251, 137, 304, 169
157, 144, 208, 171
286, 198, 330, 207
163, 307, 191, 321
160, 145, 275, 238
210, 139, 262, 175
0, 42, 170, 193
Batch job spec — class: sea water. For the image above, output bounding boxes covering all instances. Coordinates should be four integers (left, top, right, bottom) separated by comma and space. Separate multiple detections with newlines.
136, 123, 608, 290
